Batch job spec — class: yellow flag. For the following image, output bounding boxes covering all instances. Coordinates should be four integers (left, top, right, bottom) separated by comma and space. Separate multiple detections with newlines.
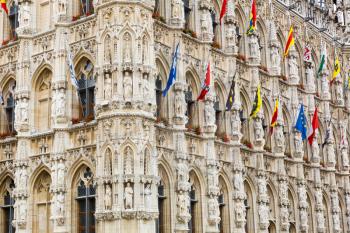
250, 85, 262, 118
331, 57, 340, 84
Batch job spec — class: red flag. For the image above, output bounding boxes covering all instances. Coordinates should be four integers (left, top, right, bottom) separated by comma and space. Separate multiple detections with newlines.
197, 63, 211, 101
1, 0, 8, 15
308, 107, 319, 145
284, 26, 295, 57
219, 0, 228, 25
270, 98, 279, 134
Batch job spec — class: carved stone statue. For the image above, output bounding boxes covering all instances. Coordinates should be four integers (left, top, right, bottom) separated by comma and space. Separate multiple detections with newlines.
142, 74, 151, 101
207, 168, 218, 190
316, 211, 325, 228
19, 199, 27, 221
253, 117, 264, 142
311, 137, 320, 163
208, 197, 220, 223
233, 172, 243, 191
200, 10, 211, 35
56, 89, 66, 117
177, 162, 189, 188
124, 147, 133, 174
274, 125, 285, 149
123, 34, 132, 63
144, 184, 152, 210
288, 56, 299, 78
305, 64, 316, 92
294, 132, 303, 154
105, 184, 112, 210
270, 46, 280, 69
177, 192, 189, 218
230, 110, 240, 135
124, 182, 133, 209
327, 144, 336, 165
335, 82, 344, 104
19, 167, 27, 188
123, 71, 133, 100
104, 73, 112, 100
19, 2, 31, 29
258, 204, 269, 224
57, 161, 65, 187
235, 201, 246, 222
55, 192, 65, 216
174, 91, 184, 117
57, 0, 67, 15
204, 101, 215, 126
321, 75, 330, 98
171, 0, 183, 19
248, 35, 259, 59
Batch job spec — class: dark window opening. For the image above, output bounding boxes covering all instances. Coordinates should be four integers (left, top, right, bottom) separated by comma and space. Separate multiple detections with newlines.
78, 61, 95, 121
5, 93, 15, 135
183, 0, 192, 30
218, 193, 225, 233
77, 168, 95, 233
185, 87, 194, 129
244, 199, 250, 233
156, 182, 166, 233
155, 76, 163, 119
81, 0, 94, 16
9, 2, 19, 40
214, 98, 223, 136
189, 186, 197, 233
2, 189, 15, 233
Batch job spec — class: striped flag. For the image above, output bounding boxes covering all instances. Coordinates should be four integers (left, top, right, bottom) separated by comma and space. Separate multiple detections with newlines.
1, 0, 8, 15
284, 26, 295, 58
197, 62, 211, 101
247, 0, 257, 35
67, 47, 79, 89
249, 85, 262, 119
270, 97, 279, 133
219, 0, 228, 25
307, 107, 319, 145
330, 57, 340, 85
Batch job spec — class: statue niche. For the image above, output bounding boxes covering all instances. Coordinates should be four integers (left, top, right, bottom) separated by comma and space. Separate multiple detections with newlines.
123, 146, 134, 175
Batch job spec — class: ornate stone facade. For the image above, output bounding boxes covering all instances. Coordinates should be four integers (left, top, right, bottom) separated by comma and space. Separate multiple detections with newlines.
0, 0, 349, 233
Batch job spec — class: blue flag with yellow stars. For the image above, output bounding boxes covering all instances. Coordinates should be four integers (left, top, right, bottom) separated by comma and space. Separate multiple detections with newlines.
295, 104, 308, 140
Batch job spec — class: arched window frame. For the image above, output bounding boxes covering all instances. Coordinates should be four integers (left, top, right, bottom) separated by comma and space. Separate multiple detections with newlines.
157, 165, 172, 233
0, 178, 15, 233
188, 171, 202, 233
1, 79, 16, 136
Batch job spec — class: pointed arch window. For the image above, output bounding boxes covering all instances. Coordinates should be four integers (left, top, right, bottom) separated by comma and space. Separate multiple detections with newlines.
156, 181, 166, 233
183, 0, 192, 30
5, 93, 15, 134
189, 185, 198, 233
77, 168, 96, 233
9, 2, 19, 40
1, 185, 15, 233
155, 75, 163, 119
80, 0, 94, 16
77, 60, 95, 121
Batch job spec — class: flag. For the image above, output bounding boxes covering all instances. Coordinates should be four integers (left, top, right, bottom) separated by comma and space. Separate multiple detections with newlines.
330, 57, 340, 85
219, 0, 228, 25
295, 104, 307, 140
197, 62, 211, 101
303, 45, 311, 62
67, 47, 79, 89
0, 92, 4, 105
1, 0, 8, 15
317, 51, 326, 77
284, 26, 295, 57
307, 107, 319, 145
249, 85, 262, 118
270, 98, 279, 133
162, 43, 180, 97
225, 75, 236, 111
247, 0, 257, 35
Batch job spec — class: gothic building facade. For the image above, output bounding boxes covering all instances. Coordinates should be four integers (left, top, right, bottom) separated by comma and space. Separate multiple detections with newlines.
0, 0, 350, 233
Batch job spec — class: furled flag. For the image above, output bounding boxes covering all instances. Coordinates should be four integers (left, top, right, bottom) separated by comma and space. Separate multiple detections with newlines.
219, 0, 228, 25
295, 104, 307, 141
247, 0, 257, 35
162, 43, 180, 97
303, 45, 311, 63
249, 84, 262, 119
284, 26, 295, 58
307, 107, 319, 145
1, 0, 8, 15
67, 47, 79, 89
225, 74, 236, 111
330, 57, 340, 85
270, 97, 279, 134
317, 48, 326, 77
197, 62, 211, 101
322, 120, 332, 147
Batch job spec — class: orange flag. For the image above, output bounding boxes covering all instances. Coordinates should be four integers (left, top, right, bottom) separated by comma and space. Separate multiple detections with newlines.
284, 26, 295, 57
1, 0, 8, 15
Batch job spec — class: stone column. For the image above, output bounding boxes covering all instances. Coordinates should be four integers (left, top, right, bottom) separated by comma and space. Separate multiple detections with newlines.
256, 167, 269, 233
278, 172, 290, 233
314, 168, 325, 233
297, 164, 309, 233
330, 175, 341, 233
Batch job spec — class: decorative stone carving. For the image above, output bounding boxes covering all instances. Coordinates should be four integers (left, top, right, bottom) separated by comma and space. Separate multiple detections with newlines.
171, 0, 184, 22
204, 100, 215, 126
321, 71, 331, 99
104, 72, 112, 100
56, 89, 66, 117
123, 33, 132, 63
143, 183, 152, 210
294, 131, 303, 158
248, 34, 260, 61
288, 53, 299, 84
311, 131, 320, 163
253, 116, 265, 147
105, 184, 112, 210
174, 90, 185, 118
335, 81, 344, 105
176, 191, 190, 223
305, 63, 316, 92
177, 162, 189, 190
57, 0, 67, 15
270, 45, 281, 75
274, 125, 285, 153
124, 182, 133, 210
54, 192, 65, 217
208, 197, 220, 225
123, 71, 133, 100
18, 2, 32, 34
124, 147, 133, 175
340, 121, 349, 169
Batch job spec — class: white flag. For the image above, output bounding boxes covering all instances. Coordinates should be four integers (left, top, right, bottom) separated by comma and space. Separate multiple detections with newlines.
67, 48, 79, 89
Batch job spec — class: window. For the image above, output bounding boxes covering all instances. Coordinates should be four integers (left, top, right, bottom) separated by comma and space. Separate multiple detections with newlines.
9, 2, 18, 39
2, 190, 15, 233
80, 0, 94, 16
156, 181, 166, 233
77, 60, 95, 121
185, 85, 195, 129
183, 0, 191, 30
155, 76, 162, 119
188, 185, 197, 233
77, 168, 96, 233
214, 97, 223, 136
33, 172, 52, 233
5, 93, 15, 134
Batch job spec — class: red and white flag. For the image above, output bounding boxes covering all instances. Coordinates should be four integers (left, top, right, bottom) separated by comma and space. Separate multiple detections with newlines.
197, 63, 211, 101
219, 0, 228, 25
303, 45, 311, 62
308, 107, 319, 145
